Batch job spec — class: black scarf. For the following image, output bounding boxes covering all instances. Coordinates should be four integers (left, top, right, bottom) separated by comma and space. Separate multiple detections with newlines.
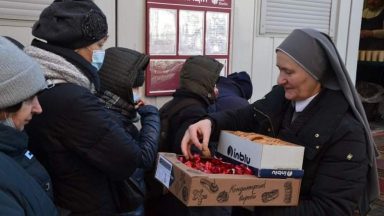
98, 90, 139, 122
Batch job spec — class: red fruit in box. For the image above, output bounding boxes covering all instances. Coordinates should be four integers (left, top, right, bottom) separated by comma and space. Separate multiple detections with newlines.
177, 154, 253, 175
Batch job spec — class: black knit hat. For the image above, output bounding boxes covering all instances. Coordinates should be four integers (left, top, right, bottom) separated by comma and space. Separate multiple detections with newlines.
32, 0, 108, 49
98, 47, 149, 103
180, 55, 223, 101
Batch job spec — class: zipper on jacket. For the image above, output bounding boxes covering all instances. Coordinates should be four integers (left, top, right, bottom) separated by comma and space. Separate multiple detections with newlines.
253, 107, 276, 137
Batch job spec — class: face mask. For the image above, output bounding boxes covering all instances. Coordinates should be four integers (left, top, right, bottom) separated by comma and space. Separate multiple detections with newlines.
91, 50, 105, 71
132, 88, 141, 103
133, 92, 141, 103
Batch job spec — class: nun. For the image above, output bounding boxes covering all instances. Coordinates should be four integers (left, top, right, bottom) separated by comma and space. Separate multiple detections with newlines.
181, 28, 379, 216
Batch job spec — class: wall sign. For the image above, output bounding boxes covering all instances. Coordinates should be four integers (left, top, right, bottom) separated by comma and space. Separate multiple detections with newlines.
146, 0, 232, 96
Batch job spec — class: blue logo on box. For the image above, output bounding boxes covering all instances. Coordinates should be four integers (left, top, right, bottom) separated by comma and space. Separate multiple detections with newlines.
227, 146, 251, 165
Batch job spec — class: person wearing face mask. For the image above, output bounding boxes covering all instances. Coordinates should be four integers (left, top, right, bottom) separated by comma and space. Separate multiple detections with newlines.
97, 47, 159, 216
23, 0, 159, 215
0, 37, 58, 215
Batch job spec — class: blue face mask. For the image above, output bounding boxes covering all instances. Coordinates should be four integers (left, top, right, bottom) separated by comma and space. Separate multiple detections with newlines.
91, 50, 105, 71
132, 89, 141, 103
133, 93, 141, 103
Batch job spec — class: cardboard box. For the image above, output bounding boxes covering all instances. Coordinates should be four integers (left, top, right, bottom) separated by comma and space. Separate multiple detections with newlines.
216, 131, 305, 172
155, 152, 301, 206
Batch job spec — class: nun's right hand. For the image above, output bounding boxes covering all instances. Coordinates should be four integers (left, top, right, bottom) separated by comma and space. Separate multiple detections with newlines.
181, 119, 212, 159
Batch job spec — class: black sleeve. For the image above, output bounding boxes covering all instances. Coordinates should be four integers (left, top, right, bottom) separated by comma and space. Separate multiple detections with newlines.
208, 85, 287, 140
136, 105, 161, 169
171, 105, 209, 154
62, 91, 158, 180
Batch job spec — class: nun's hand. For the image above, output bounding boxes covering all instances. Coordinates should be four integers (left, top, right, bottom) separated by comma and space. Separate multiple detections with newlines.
181, 119, 212, 159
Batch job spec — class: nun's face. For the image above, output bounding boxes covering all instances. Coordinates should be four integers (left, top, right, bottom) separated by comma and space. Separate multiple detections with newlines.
276, 51, 321, 101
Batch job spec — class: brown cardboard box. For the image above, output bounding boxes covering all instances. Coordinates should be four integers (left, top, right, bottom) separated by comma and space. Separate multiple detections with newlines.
155, 152, 301, 206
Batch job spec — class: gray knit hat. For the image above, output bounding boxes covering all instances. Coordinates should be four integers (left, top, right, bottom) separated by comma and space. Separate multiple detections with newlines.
0, 36, 47, 109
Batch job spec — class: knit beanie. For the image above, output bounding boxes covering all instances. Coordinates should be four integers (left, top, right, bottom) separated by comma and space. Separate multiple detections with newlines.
0, 37, 47, 109
32, 0, 108, 49
228, 71, 253, 100
179, 56, 223, 101
98, 47, 149, 103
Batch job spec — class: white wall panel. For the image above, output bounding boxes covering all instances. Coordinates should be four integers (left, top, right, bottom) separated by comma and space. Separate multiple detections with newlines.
117, 0, 146, 52
343, 0, 364, 84
231, 0, 255, 75
94, 0, 116, 48
251, 37, 274, 101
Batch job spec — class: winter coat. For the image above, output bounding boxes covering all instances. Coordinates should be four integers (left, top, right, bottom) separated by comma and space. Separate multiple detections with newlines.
208, 76, 250, 112
161, 89, 211, 154
159, 56, 221, 154
104, 97, 160, 200
0, 124, 58, 216
24, 41, 159, 215
209, 86, 369, 216
158, 89, 232, 216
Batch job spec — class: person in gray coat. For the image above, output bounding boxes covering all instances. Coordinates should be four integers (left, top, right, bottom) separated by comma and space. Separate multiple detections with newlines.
0, 36, 58, 216
181, 29, 379, 216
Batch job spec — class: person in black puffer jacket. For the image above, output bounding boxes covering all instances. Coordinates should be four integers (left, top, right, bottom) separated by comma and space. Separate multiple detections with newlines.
157, 56, 233, 216
159, 55, 222, 155
0, 37, 58, 216
97, 47, 159, 216
24, 1, 159, 215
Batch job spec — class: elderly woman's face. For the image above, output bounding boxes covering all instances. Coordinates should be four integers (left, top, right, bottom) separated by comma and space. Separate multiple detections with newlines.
276, 51, 321, 101
75, 36, 108, 63
8, 96, 42, 131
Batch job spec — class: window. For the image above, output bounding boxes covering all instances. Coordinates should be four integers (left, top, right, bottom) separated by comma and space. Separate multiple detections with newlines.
259, 0, 337, 37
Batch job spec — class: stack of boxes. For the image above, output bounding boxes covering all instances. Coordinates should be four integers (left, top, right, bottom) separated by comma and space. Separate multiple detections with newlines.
155, 131, 305, 207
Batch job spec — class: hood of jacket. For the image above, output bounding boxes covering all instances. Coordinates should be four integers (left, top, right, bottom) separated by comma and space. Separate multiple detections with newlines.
179, 56, 222, 103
